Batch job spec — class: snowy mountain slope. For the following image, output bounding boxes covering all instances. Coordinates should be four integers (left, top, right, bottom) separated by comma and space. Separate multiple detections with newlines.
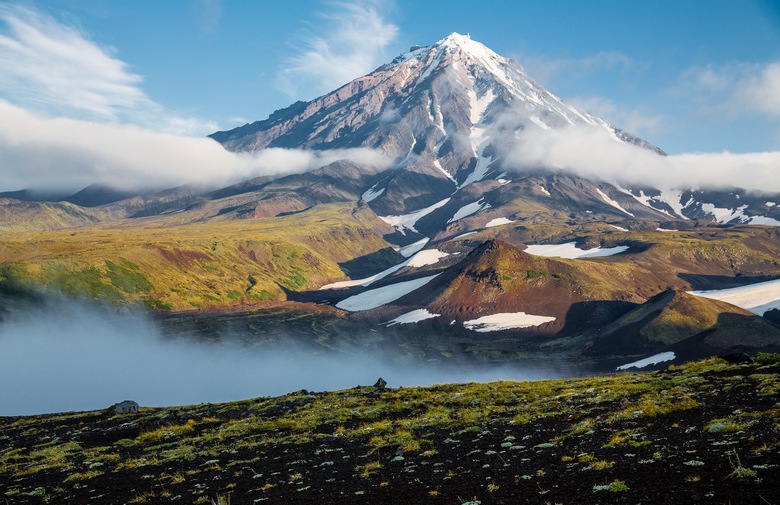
209, 33, 780, 242
209, 34, 677, 239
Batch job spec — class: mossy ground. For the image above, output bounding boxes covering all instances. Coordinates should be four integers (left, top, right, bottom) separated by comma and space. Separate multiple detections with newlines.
1, 358, 777, 504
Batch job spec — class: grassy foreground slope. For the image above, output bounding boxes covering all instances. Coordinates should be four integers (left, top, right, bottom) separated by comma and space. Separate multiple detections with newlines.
0, 203, 397, 311
1, 357, 778, 504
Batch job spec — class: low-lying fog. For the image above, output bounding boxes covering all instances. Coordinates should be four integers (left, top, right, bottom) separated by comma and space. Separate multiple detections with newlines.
0, 298, 566, 416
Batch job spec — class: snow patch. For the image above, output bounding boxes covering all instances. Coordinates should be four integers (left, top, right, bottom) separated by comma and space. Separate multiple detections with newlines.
539, 185, 551, 196
398, 238, 429, 258
361, 185, 385, 203
617, 352, 676, 371
700, 203, 749, 224
433, 159, 457, 184
406, 249, 449, 268
455, 231, 478, 239
380, 198, 451, 235
525, 242, 629, 259
485, 217, 514, 228
385, 309, 439, 326
766, 202, 776, 207
595, 188, 634, 217
615, 186, 676, 218
749, 216, 780, 226
609, 224, 628, 232
416, 51, 442, 85
461, 87, 496, 189
464, 312, 556, 332
321, 248, 448, 290
649, 188, 692, 219
469, 87, 494, 125
460, 152, 495, 188
448, 198, 491, 223
335, 274, 441, 312
690, 278, 780, 316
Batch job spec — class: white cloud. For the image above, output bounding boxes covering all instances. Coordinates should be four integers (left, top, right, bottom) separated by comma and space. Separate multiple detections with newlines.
276, 0, 399, 100
0, 4, 217, 135
736, 61, 780, 116
0, 101, 391, 193
500, 123, 780, 192
676, 61, 780, 118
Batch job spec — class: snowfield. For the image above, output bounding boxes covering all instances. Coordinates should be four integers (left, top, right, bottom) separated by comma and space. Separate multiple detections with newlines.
335, 274, 441, 312
380, 198, 451, 235
385, 309, 440, 326
448, 198, 490, 223
616, 352, 676, 371
463, 312, 556, 332
689, 278, 780, 315
749, 216, 780, 226
398, 238, 429, 258
524, 242, 629, 259
361, 185, 385, 203
321, 249, 448, 290
485, 217, 514, 228
596, 188, 634, 217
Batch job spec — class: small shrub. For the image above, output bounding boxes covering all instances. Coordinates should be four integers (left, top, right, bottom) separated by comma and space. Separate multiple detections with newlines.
594, 480, 630, 493
728, 451, 757, 479
355, 461, 382, 478
608, 480, 630, 492
755, 352, 780, 365
590, 460, 615, 471
64, 470, 102, 482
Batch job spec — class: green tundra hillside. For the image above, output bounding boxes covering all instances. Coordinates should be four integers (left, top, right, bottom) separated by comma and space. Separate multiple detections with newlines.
0, 203, 398, 311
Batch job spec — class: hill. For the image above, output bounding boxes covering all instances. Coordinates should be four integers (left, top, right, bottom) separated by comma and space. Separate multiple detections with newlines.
0, 203, 397, 311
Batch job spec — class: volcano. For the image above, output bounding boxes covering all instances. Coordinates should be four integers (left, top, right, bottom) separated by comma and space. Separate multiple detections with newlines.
208, 33, 780, 242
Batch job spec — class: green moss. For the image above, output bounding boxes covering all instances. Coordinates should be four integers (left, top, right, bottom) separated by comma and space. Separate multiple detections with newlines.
105, 260, 153, 293
0, 263, 33, 295
756, 352, 780, 365
144, 297, 173, 311
526, 269, 548, 279
46, 264, 123, 302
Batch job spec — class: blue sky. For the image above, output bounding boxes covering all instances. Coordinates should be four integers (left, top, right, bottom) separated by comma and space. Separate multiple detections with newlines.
0, 0, 779, 192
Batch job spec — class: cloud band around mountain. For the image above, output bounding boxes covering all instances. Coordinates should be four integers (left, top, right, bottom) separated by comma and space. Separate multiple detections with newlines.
0, 100, 391, 193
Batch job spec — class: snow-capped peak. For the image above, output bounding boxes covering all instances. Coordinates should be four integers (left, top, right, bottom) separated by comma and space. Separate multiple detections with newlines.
437, 32, 497, 58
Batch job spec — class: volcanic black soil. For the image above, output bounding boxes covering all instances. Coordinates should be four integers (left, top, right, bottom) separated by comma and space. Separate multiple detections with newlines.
1, 357, 778, 504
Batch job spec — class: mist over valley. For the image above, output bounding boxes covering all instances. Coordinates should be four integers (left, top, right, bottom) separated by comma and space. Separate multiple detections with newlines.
0, 296, 570, 416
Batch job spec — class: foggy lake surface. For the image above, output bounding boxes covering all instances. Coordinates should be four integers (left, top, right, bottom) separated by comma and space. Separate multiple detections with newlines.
0, 298, 569, 416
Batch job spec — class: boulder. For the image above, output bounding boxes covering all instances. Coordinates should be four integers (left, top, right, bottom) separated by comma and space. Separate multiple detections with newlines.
718, 352, 753, 364
111, 400, 140, 414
